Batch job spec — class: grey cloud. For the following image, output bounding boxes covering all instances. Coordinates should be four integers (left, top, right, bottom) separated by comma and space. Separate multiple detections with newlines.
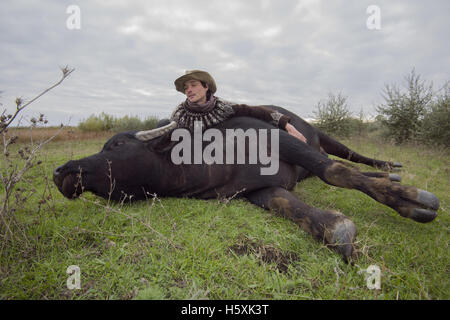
0, 0, 448, 125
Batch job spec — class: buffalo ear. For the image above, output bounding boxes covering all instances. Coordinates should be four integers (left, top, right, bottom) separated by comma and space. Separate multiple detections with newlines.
145, 118, 176, 153
147, 133, 176, 153
157, 118, 171, 127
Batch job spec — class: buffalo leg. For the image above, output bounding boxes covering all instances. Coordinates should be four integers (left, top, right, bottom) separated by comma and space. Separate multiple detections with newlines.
278, 131, 439, 223
317, 130, 402, 170
328, 161, 402, 181
361, 171, 402, 182
246, 187, 357, 262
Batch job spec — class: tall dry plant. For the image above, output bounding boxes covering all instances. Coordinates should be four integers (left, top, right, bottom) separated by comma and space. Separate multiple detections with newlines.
0, 66, 74, 255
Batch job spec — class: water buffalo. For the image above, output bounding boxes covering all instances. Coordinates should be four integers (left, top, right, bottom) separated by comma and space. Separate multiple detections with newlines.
53, 106, 439, 262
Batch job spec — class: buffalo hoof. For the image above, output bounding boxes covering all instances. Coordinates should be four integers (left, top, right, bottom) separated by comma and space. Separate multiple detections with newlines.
392, 162, 403, 168
417, 190, 440, 211
329, 218, 357, 264
400, 189, 439, 223
388, 174, 402, 182
380, 161, 402, 172
387, 162, 403, 172
410, 209, 438, 223
405, 190, 439, 223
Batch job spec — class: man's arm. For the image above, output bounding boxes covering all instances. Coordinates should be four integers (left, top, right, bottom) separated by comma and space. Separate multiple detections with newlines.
231, 104, 290, 129
231, 104, 307, 143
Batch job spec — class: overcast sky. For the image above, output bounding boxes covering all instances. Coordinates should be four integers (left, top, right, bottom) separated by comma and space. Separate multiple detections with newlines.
1, 0, 449, 126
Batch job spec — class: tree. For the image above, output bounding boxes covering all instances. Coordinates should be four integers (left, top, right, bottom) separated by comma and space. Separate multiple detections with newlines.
313, 92, 353, 138
377, 68, 433, 144
419, 82, 450, 147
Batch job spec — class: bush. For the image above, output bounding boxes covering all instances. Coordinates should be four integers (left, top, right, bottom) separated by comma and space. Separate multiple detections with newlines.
113, 115, 143, 132
78, 112, 114, 132
78, 113, 160, 132
376, 69, 433, 144
376, 69, 449, 146
366, 116, 387, 135
418, 85, 450, 147
313, 92, 354, 138
142, 116, 159, 131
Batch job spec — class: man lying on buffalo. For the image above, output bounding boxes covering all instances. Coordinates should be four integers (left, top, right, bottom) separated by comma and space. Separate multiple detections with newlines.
53, 70, 439, 263
136, 70, 308, 143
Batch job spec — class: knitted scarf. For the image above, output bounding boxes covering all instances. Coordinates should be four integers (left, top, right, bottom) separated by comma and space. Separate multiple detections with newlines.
170, 96, 235, 131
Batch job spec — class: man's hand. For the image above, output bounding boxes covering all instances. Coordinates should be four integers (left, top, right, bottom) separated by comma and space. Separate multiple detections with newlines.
285, 123, 307, 143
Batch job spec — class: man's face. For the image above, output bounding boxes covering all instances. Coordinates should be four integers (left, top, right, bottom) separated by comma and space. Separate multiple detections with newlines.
184, 79, 208, 104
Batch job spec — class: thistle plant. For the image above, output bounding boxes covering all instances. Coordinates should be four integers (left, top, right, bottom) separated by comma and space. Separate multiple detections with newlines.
0, 66, 74, 254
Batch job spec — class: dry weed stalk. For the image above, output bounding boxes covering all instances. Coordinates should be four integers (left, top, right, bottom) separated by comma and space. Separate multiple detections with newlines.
69, 157, 180, 250
79, 194, 182, 251
0, 67, 73, 256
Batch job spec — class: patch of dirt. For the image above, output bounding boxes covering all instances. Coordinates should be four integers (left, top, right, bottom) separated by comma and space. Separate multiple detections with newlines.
229, 235, 298, 273
121, 287, 139, 300
173, 277, 188, 288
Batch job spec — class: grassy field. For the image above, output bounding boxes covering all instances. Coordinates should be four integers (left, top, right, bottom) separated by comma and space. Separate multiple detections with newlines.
6, 126, 114, 143
0, 131, 448, 300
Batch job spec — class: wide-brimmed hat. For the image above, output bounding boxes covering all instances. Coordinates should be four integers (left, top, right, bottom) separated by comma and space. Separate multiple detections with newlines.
174, 70, 217, 94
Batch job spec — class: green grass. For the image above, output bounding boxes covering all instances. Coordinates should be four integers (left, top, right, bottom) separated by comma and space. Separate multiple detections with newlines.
0, 135, 448, 300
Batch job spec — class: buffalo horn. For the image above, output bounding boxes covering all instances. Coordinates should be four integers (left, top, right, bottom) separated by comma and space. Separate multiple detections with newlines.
135, 121, 177, 141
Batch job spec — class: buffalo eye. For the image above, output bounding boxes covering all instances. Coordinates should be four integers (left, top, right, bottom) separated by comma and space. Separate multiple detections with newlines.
114, 140, 125, 147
